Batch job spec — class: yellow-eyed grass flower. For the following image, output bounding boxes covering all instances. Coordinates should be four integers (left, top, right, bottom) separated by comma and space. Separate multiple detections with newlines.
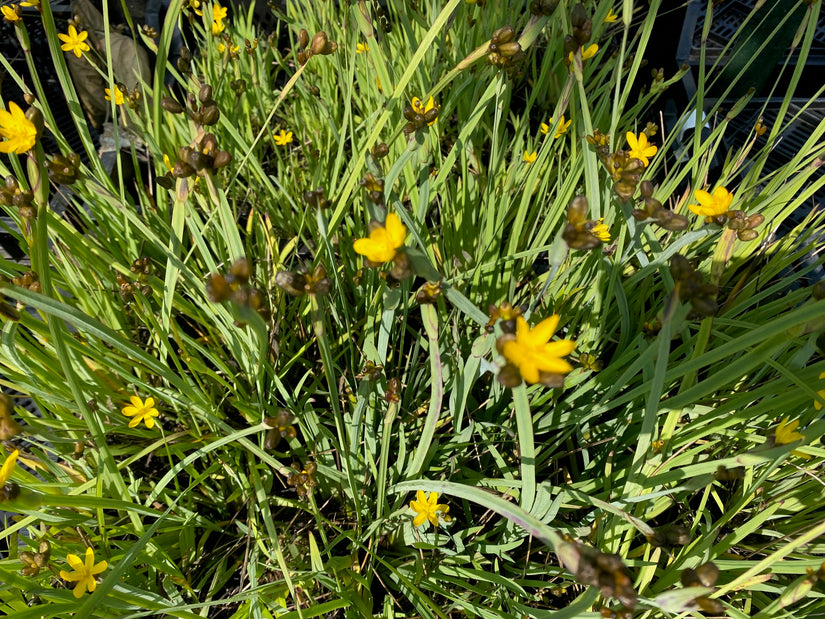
604, 8, 618, 22
353, 213, 406, 264
688, 186, 733, 217
409, 490, 449, 528
590, 219, 610, 242
104, 86, 125, 106
0, 102, 37, 154
59, 547, 107, 598
522, 150, 537, 163
212, 2, 227, 35
2, 4, 21, 22
273, 130, 293, 146
771, 417, 810, 459
625, 131, 657, 167
58, 25, 90, 57
541, 115, 571, 138
121, 396, 160, 429
568, 43, 598, 64
356, 42, 369, 53
497, 315, 576, 387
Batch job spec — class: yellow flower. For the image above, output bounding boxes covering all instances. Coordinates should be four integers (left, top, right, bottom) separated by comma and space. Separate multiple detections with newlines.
353, 213, 407, 264
104, 86, 124, 106
625, 131, 657, 167
523, 150, 537, 163
409, 490, 449, 528
187, 0, 202, 15
411, 96, 439, 126
541, 115, 572, 139
211, 3, 227, 35
163, 154, 174, 172
0, 449, 18, 485
591, 219, 610, 242
2, 4, 21, 22
273, 129, 293, 146
688, 186, 733, 217
774, 417, 804, 445
568, 43, 599, 63
604, 9, 618, 23
59, 547, 108, 598
121, 396, 160, 429
0, 101, 37, 154
500, 316, 576, 385
816, 371, 825, 411
58, 25, 90, 58
356, 42, 369, 53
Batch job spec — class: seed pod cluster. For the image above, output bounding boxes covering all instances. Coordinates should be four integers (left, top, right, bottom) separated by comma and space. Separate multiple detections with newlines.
604, 150, 645, 201
206, 257, 270, 321
296, 29, 337, 65
647, 524, 691, 548
0, 176, 35, 231
571, 541, 637, 609
487, 26, 526, 68
713, 210, 764, 241
681, 562, 724, 614
563, 3, 593, 66
530, 0, 559, 16
287, 461, 317, 497
20, 541, 51, 577
669, 254, 718, 318
562, 196, 609, 250
402, 100, 439, 134
171, 132, 232, 179
632, 181, 689, 231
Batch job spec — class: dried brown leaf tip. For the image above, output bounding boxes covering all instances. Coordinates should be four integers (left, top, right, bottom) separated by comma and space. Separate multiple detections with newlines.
571, 542, 637, 609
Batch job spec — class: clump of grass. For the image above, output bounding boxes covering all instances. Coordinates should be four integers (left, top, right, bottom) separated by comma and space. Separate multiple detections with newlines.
1, 0, 824, 617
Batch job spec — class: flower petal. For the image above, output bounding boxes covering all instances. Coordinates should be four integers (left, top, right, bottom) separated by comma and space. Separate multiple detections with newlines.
530, 315, 560, 345
385, 213, 406, 249
66, 553, 85, 572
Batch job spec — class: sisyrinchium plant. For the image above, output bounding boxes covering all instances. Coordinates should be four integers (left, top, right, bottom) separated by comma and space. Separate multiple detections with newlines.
0, 0, 824, 617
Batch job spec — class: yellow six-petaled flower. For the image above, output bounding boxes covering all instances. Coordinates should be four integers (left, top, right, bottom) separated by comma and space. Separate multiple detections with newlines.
353, 213, 407, 264
0, 449, 18, 485
409, 490, 449, 528
604, 9, 618, 23
500, 316, 576, 385
568, 44, 599, 64
2, 4, 21, 22
688, 186, 733, 217
625, 131, 657, 167
121, 396, 160, 429
212, 2, 227, 35
591, 219, 610, 242
273, 129, 293, 147
104, 86, 125, 106
0, 101, 38, 154
541, 115, 572, 139
523, 150, 537, 163
59, 547, 108, 598
58, 25, 90, 58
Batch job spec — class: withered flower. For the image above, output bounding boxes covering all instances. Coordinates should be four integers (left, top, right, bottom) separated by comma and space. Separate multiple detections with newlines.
570, 541, 637, 609
47, 152, 81, 185
668, 255, 718, 319
562, 196, 611, 250
647, 524, 690, 548
287, 461, 318, 497
359, 173, 385, 204
632, 181, 689, 231
416, 281, 442, 305
264, 409, 297, 449
486, 301, 523, 334
20, 540, 50, 577
303, 187, 329, 208
275, 264, 332, 297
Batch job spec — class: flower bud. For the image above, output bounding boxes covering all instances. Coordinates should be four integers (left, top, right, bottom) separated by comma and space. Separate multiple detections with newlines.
372, 142, 389, 159
639, 180, 654, 198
